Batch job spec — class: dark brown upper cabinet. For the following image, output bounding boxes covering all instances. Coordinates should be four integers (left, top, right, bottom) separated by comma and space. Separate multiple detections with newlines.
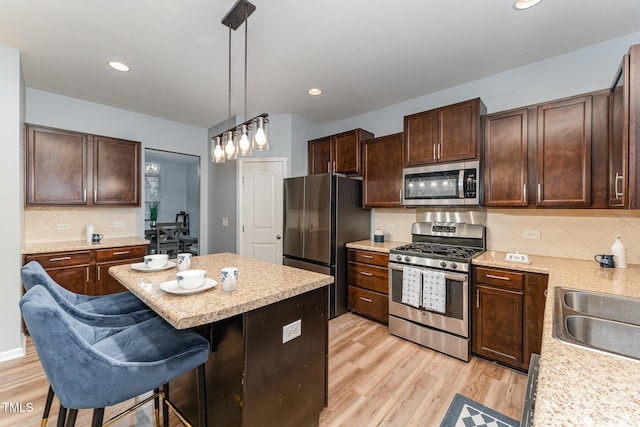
362, 133, 403, 208
404, 98, 485, 166
307, 129, 374, 175
25, 124, 141, 207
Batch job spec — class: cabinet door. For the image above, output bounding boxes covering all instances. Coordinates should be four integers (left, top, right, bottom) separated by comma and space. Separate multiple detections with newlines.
438, 99, 479, 162
404, 109, 437, 166
473, 285, 523, 368
93, 136, 141, 206
96, 260, 132, 295
333, 130, 361, 174
483, 109, 529, 206
308, 137, 332, 174
536, 95, 592, 207
46, 265, 93, 296
363, 133, 403, 207
25, 124, 88, 205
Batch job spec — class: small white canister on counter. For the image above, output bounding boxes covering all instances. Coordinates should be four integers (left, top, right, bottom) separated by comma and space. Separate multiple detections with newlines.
374, 228, 384, 243
611, 235, 627, 268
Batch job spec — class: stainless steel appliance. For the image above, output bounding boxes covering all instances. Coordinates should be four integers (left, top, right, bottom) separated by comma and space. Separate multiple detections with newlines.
283, 173, 371, 318
521, 353, 540, 427
388, 221, 485, 361
402, 160, 480, 206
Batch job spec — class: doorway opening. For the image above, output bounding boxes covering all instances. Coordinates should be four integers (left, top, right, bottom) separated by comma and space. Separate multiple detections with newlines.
145, 149, 200, 255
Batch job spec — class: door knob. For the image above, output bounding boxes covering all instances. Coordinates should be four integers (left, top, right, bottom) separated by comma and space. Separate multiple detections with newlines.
276, 234, 282, 240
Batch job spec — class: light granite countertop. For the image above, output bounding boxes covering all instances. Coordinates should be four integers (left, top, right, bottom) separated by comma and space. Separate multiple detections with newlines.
473, 251, 640, 426
109, 252, 334, 329
22, 237, 150, 254
346, 239, 410, 253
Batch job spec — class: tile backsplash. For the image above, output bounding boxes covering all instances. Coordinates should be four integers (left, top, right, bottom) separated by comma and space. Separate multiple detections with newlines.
24, 207, 137, 243
373, 208, 640, 265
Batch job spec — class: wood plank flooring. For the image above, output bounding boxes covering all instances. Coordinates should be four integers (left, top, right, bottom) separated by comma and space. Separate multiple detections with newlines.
0, 313, 526, 426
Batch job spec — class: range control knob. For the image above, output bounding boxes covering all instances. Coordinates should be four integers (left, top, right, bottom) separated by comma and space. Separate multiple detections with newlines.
451, 262, 458, 270
404, 256, 411, 262
396, 255, 403, 261
439, 261, 447, 268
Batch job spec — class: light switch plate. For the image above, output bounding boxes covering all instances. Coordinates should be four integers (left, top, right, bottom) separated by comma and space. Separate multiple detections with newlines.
282, 319, 301, 344
505, 252, 532, 264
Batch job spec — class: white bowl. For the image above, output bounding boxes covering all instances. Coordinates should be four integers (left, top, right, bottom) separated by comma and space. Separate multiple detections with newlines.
144, 254, 169, 269
176, 269, 207, 290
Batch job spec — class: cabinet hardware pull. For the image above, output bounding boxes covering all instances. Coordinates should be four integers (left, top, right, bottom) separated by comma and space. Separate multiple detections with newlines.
359, 297, 373, 303
537, 183, 542, 203
333, 161, 336, 172
476, 289, 480, 308
360, 255, 373, 259
433, 144, 437, 160
544, 289, 548, 298
97, 266, 101, 281
86, 267, 89, 283
83, 188, 87, 202
94, 189, 97, 203
399, 189, 403, 202
360, 272, 373, 276
112, 251, 130, 255
615, 172, 624, 199
437, 143, 441, 160
49, 256, 71, 262
486, 274, 510, 281
327, 161, 331, 172
523, 184, 527, 203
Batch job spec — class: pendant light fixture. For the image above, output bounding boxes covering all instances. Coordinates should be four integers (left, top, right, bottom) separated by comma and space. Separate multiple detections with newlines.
211, 0, 269, 164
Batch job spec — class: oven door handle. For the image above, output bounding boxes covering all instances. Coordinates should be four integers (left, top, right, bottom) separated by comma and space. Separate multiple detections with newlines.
389, 262, 468, 283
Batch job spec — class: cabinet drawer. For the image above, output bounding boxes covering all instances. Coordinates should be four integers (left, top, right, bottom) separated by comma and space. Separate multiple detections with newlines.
25, 251, 92, 268
348, 286, 388, 323
348, 250, 388, 267
348, 263, 388, 294
475, 267, 523, 290
96, 245, 146, 262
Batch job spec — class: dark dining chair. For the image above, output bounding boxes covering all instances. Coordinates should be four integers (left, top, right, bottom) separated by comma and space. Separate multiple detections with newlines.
21, 285, 209, 427
175, 211, 198, 254
154, 222, 182, 257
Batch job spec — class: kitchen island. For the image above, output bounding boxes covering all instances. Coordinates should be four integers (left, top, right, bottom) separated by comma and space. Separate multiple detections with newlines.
109, 252, 334, 427
473, 251, 640, 426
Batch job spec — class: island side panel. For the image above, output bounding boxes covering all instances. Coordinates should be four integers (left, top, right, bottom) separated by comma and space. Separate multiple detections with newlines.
244, 286, 328, 427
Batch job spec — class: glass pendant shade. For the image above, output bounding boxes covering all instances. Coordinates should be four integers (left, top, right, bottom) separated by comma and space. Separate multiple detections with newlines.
212, 136, 225, 163
224, 130, 237, 160
252, 116, 269, 151
237, 124, 252, 156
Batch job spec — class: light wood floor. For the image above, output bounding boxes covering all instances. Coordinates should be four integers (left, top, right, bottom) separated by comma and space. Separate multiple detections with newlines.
0, 313, 526, 427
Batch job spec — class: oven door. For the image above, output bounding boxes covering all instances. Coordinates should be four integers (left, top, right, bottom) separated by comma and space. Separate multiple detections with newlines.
388, 262, 469, 337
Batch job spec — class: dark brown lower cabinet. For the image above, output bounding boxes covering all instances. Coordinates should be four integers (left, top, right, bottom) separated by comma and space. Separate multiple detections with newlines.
472, 265, 548, 371
347, 249, 389, 323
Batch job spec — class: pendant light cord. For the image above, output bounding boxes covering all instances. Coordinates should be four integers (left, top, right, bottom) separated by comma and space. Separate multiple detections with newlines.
227, 25, 232, 131
244, 3, 248, 122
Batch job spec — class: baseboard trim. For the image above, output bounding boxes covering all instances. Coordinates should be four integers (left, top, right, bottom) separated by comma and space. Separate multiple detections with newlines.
0, 334, 26, 362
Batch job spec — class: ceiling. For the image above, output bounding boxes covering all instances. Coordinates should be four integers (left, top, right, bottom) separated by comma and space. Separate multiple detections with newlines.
1, 0, 640, 128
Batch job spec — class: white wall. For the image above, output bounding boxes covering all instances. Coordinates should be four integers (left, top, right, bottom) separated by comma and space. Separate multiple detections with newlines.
25, 88, 210, 254
0, 46, 25, 359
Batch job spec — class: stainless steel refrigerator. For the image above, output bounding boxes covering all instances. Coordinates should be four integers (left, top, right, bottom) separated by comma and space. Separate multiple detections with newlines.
283, 173, 371, 318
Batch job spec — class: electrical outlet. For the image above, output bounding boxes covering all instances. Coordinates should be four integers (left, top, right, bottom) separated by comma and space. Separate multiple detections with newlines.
56, 224, 70, 230
385, 224, 395, 230
523, 230, 541, 240
113, 221, 125, 228
222, 217, 229, 227
282, 319, 301, 344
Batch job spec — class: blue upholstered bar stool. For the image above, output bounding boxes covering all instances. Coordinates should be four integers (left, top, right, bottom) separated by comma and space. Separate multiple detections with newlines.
21, 286, 209, 427
21, 261, 158, 425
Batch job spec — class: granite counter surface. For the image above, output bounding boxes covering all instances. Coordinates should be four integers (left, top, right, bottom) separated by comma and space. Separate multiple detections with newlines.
346, 239, 410, 253
473, 251, 640, 426
22, 237, 150, 254
109, 252, 334, 329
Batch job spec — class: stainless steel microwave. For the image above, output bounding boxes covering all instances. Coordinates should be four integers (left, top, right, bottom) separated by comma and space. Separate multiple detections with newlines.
402, 160, 480, 206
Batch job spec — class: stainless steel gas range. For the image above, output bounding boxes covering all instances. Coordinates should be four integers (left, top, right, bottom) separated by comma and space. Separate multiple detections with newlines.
388, 221, 485, 361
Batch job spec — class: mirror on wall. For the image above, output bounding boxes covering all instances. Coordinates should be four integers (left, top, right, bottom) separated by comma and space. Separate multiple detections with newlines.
144, 149, 200, 255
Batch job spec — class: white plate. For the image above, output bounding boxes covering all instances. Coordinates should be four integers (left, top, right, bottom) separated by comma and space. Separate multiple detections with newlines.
131, 261, 176, 272
160, 278, 218, 295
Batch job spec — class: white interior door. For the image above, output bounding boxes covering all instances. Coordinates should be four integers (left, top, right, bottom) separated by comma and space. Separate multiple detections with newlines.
239, 158, 286, 264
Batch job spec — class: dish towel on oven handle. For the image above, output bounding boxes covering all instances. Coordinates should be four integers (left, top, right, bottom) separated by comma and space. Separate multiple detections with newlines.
422, 270, 446, 313
401, 267, 422, 308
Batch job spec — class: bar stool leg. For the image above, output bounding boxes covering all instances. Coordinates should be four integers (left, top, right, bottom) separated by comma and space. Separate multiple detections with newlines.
41, 385, 55, 427
153, 387, 161, 427
91, 408, 104, 427
56, 405, 67, 427
197, 364, 207, 427
162, 384, 170, 427
64, 409, 77, 427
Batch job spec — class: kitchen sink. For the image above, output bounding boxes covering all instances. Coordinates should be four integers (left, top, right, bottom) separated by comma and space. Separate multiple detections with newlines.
553, 287, 640, 360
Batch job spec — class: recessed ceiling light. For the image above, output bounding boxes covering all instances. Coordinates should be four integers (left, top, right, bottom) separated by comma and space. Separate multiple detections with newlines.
108, 61, 130, 72
308, 88, 322, 96
513, 0, 542, 10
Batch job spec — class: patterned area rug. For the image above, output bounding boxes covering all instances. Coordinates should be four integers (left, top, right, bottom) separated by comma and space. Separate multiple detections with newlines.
440, 393, 520, 427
